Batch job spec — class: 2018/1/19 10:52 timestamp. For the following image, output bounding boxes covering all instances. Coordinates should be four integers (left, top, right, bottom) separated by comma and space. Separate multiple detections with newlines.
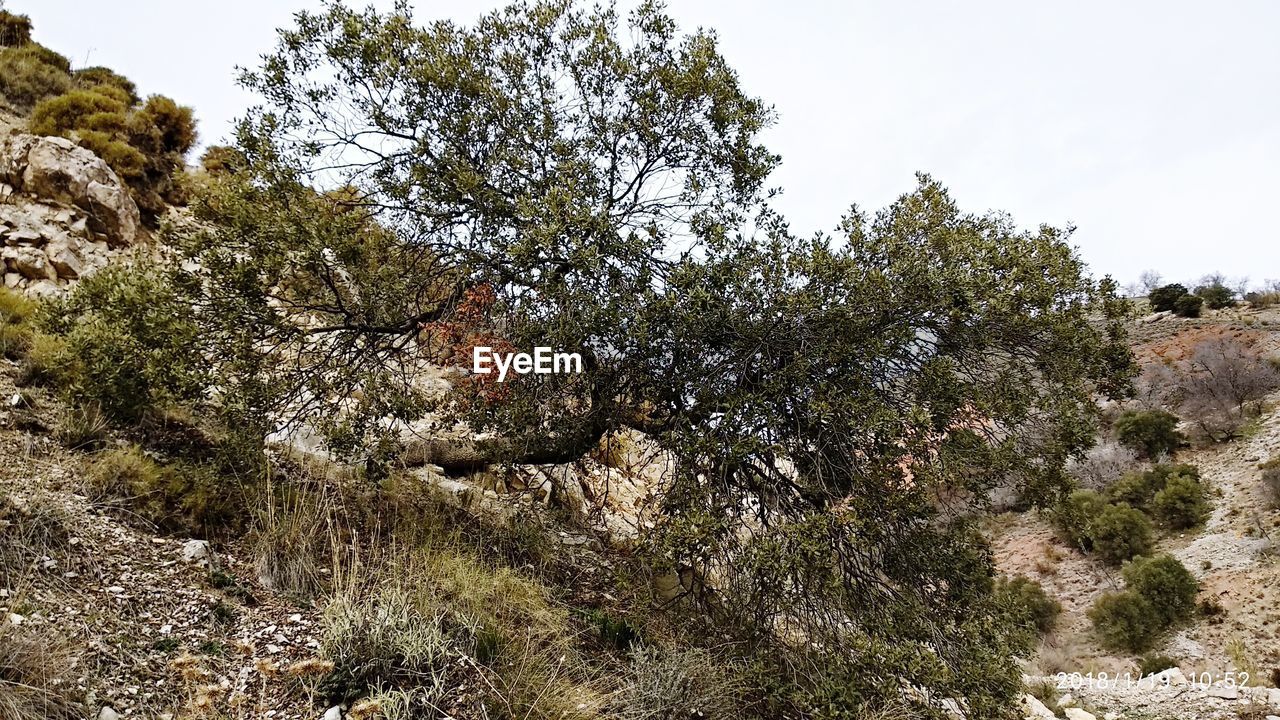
1055, 671, 1252, 690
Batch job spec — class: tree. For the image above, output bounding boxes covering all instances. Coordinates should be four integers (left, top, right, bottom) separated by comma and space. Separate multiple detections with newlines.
1138, 270, 1162, 295
1173, 337, 1280, 440
1114, 409, 1182, 458
176, 1, 1136, 713
1149, 283, 1188, 313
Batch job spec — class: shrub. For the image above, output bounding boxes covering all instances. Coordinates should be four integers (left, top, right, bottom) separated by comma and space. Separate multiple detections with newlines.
252, 489, 331, 598
0, 10, 32, 47
0, 491, 69, 585
1262, 457, 1280, 508
87, 446, 243, 536
1137, 654, 1178, 678
0, 288, 35, 360
1088, 504, 1153, 565
15, 331, 69, 387
1150, 474, 1210, 529
1106, 463, 1200, 510
1149, 283, 1189, 313
42, 262, 205, 423
1173, 294, 1203, 318
1194, 283, 1236, 310
1050, 489, 1107, 550
1089, 590, 1160, 652
1115, 409, 1182, 458
53, 403, 110, 451
614, 645, 743, 720
28, 87, 128, 136
1175, 337, 1280, 441
996, 575, 1061, 644
1068, 440, 1140, 491
1123, 554, 1199, 624
0, 623, 81, 720
199, 144, 247, 176
73, 65, 139, 104
0, 44, 71, 110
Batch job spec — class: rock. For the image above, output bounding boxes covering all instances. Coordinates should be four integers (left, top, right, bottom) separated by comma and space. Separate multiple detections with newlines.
323, 706, 343, 720
1103, 714, 1121, 720
1151, 667, 1187, 685
2, 245, 55, 280
26, 279, 60, 298
45, 235, 83, 279
3, 272, 18, 288
181, 539, 211, 564
7, 612, 24, 625
1265, 715, 1279, 720
1056, 692, 1073, 707
98, 708, 121, 720
1206, 685, 1238, 699
0, 134, 140, 246
1020, 694, 1056, 720
1063, 709, 1096, 720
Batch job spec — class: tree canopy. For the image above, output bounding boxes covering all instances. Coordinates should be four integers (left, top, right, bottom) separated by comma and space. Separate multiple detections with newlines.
174, 0, 1135, 713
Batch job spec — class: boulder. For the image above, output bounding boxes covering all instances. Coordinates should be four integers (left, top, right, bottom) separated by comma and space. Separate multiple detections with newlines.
2, 245, 55, 280
0, 134, 140, 246
1063, 709, 1096, 720
45, 235, 84, 279
1020, 694, 1056, 720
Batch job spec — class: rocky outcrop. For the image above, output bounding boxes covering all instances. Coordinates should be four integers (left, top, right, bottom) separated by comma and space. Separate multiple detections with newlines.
1, 133, 140, 294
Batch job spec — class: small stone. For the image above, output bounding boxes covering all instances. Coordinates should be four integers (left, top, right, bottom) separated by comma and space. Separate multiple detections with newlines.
1063, 709, 1096, 720
181, 539, 211, 565
323, 706, 342, 720
98, 708, 121, 720
106, 586, 125, 594
1206, 685, 1238, 700
8, 612, 24, 625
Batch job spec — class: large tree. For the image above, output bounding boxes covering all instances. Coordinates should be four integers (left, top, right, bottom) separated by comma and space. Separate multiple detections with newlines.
178, 0, 1134, 714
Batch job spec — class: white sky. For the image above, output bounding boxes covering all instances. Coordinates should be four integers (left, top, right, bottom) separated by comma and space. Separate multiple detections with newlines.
17, 0, 1280, 288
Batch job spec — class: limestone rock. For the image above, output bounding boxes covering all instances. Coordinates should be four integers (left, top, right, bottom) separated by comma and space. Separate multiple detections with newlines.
2, 245, 55, 280
1063, 709, 1096, 720
0, 134, 140, 246
181, 539, 211, 565
98, 708, 121, 720
1020, 693, 1057, 719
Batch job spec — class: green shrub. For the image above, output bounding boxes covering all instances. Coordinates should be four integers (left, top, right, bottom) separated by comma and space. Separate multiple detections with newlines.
28, 88, 128, 136
1194, 283, 1235, 310
1088, 554, 1197, 652
15, 331, 70, 387
1173, 294, 1203, 318
1089, 504, 1153, 565
53, 403, 110, 451
1115, 409, 1183, 458
0, 44, 71, 110
1149, 283, 1188, 312
1089, 590, 1160, 652
199, 144, 247, 176
1106, 463, 1200, 510
1261, 457, 1280, 508
1051, 489, 1107, 550
1123, 554, 1199, 624
41, 262, 205, 423
1150, 474, 1210, 529
0, 10, 32, 47
72, 66, 139, 104
0, 287, 37, 359
1137, 653, 1178, 678
996, 574, 1061, 646
87, 446, 243, 536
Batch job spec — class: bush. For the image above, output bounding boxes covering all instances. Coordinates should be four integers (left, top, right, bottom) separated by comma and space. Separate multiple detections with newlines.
0, 288, 35, 360
1089, 554, 1198, 652
615, 645, 743, 720
252, 490, 331, 598
1175, 337, 1280, 441
0, 44, 71, 110
1089, 504, 1153, 565
1123, 554, 1199, 624
996, 575, 1061, 642
28, 87, 129, 136
0, 623, 81, 720
1106, 463, 1200, 510
1150, 474, 1210, 529
1262, 457, 1280, 509
0, 10, 32, 47
1173, 294, 1203, 318
87, 446, 243, 537
1137, 653, 1178, 678
1115, 409, 1182, 458
1050, 489, 1107, 550
1149, 283, 1189, 312
41, 262, 205, 423
1088, 590, 1160, 652
0, 491, 69, 586
1194, 283, 1236, 310
15, 331, 69, 387
73, 65, 139, 104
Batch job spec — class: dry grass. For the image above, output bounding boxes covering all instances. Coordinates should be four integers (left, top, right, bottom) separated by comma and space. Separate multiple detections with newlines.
0, 490, 69, 586
0, 622, 81, 720
251, 485, 331, 598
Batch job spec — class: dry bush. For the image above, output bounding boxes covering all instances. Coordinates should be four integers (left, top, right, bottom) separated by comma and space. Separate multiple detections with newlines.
1068, 440, 1140, 490
613, 645, 744, 720
0, 623, 81, 720
1175, 337, 1280, 441
252, 487, 331, 598
0, 491, 69, 585
1262, 457, 1280, 508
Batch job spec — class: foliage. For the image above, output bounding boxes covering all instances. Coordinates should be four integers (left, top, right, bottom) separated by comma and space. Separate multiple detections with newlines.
1194, 282, 1236, 309
0, 287, 36, 360
1050, 489, 1107, 549
0, 43, 71, 110
174, 0, 1136, 713
0, 9, 32, 47
1149, 283, 1188, 313
1262, 457, 1280, 509
615, 645, 744, 720
40, 261, 206, 423
995, 575, 1061, 653
198, 144, 247, 175
1088, 554, 1198, 652
1150, 474, 1210, 529
1173, 294, 1203, 318
1106, 463, 1200, 509
1137, 654, 1178, 678
28, 76, 197, 222
1088, 503, 1153, 565
252, 488, 330, 598
86, 445, 243, 537
1114, 409, 1182, 458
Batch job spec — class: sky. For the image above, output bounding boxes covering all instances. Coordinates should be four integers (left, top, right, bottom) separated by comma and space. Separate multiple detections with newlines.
16, 0, 1280, 289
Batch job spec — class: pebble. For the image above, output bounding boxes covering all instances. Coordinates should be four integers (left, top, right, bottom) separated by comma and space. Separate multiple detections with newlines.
98, 708, 121, 720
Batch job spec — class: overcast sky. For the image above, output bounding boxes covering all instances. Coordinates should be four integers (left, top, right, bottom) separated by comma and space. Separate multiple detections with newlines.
17, 0, 1280, 288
